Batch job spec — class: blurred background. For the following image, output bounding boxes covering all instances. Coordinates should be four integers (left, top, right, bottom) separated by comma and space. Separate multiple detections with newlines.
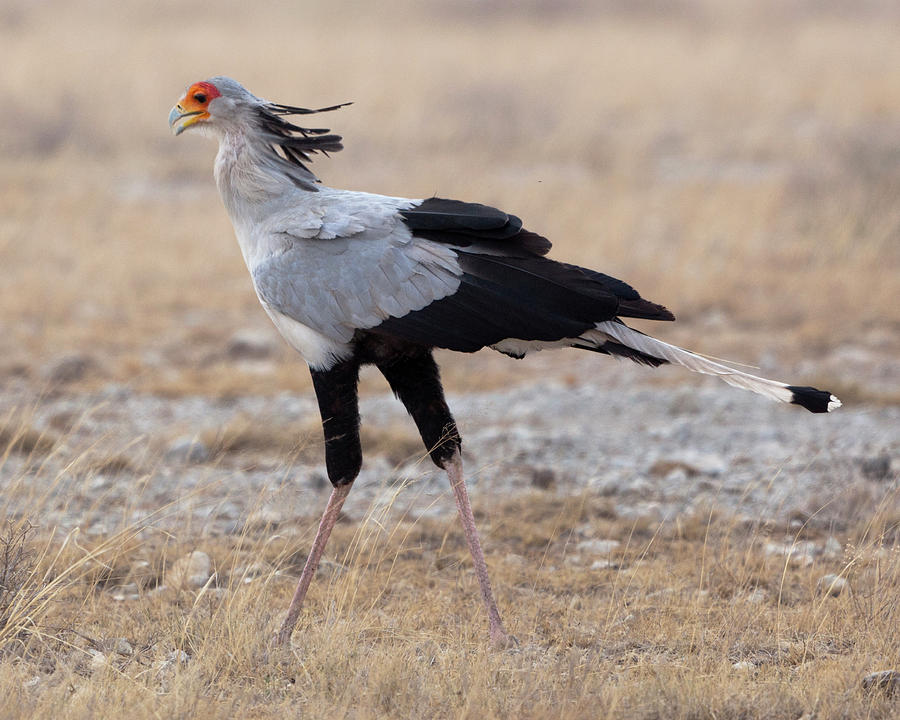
1, 0, 898, 399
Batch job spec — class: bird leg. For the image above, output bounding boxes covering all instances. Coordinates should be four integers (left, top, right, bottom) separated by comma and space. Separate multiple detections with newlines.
274, 482, 351, 646
376, 351, 510, 647
445, 450, 510, 648
275, 359, 362, 647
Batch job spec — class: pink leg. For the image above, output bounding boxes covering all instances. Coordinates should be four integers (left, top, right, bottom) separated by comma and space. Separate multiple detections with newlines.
274, 483, 352, 646
445, 451, 510, 647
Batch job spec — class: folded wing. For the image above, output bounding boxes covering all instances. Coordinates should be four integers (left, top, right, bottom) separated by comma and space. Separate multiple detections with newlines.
253, 196, 673, 355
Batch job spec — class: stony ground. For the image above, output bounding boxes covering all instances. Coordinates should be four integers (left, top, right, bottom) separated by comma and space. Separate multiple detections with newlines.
3, 348, 896, 544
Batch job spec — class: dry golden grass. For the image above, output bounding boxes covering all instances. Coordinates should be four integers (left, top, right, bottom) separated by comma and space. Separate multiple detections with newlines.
1, 0, 898, 395
1, 459, 900, 720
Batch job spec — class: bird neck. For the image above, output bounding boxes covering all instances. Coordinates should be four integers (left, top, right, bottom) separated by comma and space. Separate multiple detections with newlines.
214, 129, 319, 226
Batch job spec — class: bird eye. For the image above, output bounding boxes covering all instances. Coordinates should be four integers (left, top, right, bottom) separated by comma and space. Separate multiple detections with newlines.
193, 92, 207, 104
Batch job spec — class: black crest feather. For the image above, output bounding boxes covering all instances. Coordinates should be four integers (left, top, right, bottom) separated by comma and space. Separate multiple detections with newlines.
256, 101, 351, 173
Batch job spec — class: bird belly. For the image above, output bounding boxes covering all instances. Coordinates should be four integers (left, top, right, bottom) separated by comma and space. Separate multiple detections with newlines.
262, 304, 351, 370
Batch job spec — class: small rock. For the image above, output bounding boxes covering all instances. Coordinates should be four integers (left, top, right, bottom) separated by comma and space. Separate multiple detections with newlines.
165, 436, 209, 464
816, 574, 848, 597
237, 561, 273, 584
226, 329, 278, 360
649, 452, 727, 478
167, 550, 212, 589
861, 455, 892, 480
745, 588, 768, 604
88, 649, 108, 671
110, 582, 140, 601
764, 541, 817, 567
823, 536, 843, 557
576, 539, 620, 555
530, 468, 556, 489
732, 660, 756, 672
862, 670, 900, 694
167, 649, 191, 664
115, 638, 133, 656
663, 467, 689, 485
44, 353, 99, 384
649, 460, 700, 478
590, 559, 617, 570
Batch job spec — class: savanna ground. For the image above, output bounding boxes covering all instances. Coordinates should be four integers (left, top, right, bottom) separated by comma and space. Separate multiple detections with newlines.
1, 0, 899, 717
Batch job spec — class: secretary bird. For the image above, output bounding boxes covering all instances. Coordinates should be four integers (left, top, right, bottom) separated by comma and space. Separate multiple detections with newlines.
169, 77, 840, 647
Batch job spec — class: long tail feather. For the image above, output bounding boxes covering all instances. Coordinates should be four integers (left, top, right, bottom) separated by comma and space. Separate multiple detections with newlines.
595, 321, 841, 413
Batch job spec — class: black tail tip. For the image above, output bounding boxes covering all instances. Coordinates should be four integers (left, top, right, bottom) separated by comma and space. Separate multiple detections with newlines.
787, 386, 842, 413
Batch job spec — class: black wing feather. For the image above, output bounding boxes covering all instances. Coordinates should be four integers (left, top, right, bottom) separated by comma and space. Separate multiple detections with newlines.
400, 197, 552, 256
373, 197, 675, 353
371, 271, 596, 352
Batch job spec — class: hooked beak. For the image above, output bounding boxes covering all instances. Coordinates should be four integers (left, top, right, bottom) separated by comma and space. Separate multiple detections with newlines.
168, 104, 206, 136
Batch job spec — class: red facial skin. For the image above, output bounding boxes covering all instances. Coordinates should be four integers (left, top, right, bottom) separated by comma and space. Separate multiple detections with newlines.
174, 81, 222, 123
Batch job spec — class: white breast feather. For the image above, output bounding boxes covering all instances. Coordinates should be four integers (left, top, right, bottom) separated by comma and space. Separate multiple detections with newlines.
263, 303, 352, 370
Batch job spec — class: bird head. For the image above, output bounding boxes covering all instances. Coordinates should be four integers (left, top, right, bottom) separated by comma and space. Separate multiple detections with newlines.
169, 77, 350, 144
169, 77, 265, 138
168, 81, 220, 136
169, 77, 350, 183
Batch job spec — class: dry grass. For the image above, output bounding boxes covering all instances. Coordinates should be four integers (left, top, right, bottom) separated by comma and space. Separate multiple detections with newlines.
1, 0, 898, 396
1, 464, 900, 719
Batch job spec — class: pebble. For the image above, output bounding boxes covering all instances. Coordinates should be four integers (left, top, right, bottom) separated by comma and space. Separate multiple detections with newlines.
764, 541, 817, 567
816, 574, 848, 597
236, 561, 273, 584
111, 582, 140, 601
43, 353, 99, 384
128, 560, 156, 589
167, 649, 191, 664
862, 670, 900, 694
165, 436, 210, 464
166, 550, 212, 589
115, 638, 133, 656
823, 536, 843, 557
745, 588, 767, 604
88, 649, 108, 671
861, 455, 892, 480
530, 467, 556, 489
590, 559, 617, 570
576, 539, 620, 555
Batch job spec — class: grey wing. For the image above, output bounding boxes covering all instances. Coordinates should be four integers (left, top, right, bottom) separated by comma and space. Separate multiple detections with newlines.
251, 228, 462, 343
